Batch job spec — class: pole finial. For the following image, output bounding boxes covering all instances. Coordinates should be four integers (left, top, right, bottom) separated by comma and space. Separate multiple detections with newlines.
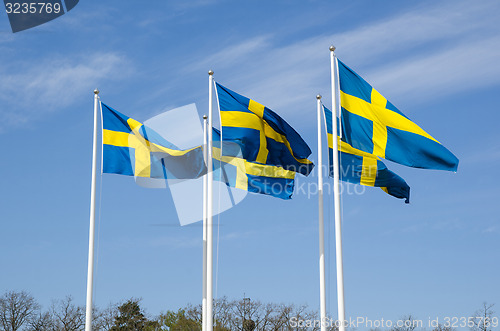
329, 45, 336, 52
208, 70, 214, 76
203, 115, 208, 120
316, 94, 322, 100
94, 89, 99, 95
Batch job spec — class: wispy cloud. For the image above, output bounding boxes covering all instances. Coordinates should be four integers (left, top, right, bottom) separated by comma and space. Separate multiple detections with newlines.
146, 230, 251, 250
149, 235, 201, 249
366, 36, 500, 103
482, 226, 499, 234
185, 0, 500, 120
0, 52, 130, 130
170, 0, 221, 11
219, 231, 256, 241
330, 1, 499, 65
382, 218, 466, 236
193, 36, 272, 71
51, 5, 117, 32
431, 219, 464, 231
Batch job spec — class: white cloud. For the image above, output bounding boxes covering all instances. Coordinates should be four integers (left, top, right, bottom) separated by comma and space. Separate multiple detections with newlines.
367, 36, 500, 103
170, 0, 221, 11
149, 235, 201, 249
330, 1, 500, 64
431, 219, 464, 231
186, 0, 500, 121
0, 52, 130, 129
190, 35, 272, 73
482, 226, 499, 234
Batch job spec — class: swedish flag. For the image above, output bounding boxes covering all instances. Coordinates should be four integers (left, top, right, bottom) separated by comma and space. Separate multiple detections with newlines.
216, 83, 314, 176
324, 106, 410, 203
212, 129, 295, 199
102, 103, 206, 179
338, 59, 459, 171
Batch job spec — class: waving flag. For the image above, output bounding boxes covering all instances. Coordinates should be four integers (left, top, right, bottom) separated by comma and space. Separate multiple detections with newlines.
215, 83, 314, 176
212, 128, 295, 199
338, 59, 459, 171
324, 105, 410, 203
101, 103, 206, 180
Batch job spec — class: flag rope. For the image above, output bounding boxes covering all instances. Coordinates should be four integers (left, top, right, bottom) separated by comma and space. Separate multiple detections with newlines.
336, 55, 346, 265
214, 137, 223, 315
92, 98, 105, 313
214, 77, 223, 326
327, 171, 332, 319
93, 170, 104, 309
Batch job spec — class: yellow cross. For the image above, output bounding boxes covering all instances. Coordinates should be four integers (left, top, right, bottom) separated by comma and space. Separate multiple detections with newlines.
220, 99, 312, 166
103, 119, 200, 178
212, 146, 295, 191
340, 89, 439, 159
327, 132, 380, 187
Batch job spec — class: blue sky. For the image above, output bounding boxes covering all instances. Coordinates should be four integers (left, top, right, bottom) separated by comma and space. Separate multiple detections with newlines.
1, 0, 499, 328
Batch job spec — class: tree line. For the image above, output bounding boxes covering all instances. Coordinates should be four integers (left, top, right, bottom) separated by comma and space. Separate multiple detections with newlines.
0, 291, 495, 331
0, 291, 318, 331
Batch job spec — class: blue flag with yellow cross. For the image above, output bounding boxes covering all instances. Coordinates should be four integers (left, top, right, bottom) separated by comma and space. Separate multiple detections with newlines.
338, 59, 459, 171
102, 102, 295, 199
212, 128, 296, 199
324, 105, 410, 203
101, 103, 206, 180
215, 82, 314, 176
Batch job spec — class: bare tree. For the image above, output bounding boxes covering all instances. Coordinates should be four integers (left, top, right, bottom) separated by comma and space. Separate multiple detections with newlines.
92, 303, 118, 331
50, 296, 85, 331
432, 324, 455, 331
258, 302, 285, 331
0, 290, 40, 331
213, 296, 232, 330
233, 297, 261, 330
391, 315, 422, 331
27, 312, 54, 331
470, 302, 495, 331
267, 303, 294, 330
161, 297, 326, 331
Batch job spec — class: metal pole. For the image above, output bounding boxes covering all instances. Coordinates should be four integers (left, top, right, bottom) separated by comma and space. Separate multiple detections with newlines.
85, 89, 100, 331
317, 94, 327, 331
202, 115, 208, 331
207, 70, 214, 331
330, 45, 346, 331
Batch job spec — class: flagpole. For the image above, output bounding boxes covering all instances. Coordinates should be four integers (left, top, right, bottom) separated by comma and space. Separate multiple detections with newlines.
207, 70, 214, 331
317, 94, 327, 331
85, 88, 100, 331
330, 45, 346, 331
202, 114, 208, 331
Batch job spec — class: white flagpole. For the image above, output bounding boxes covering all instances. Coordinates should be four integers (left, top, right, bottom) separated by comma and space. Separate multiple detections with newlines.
317, 94, 327, 331
330, 45, 346, 331
202, 114, 208, 331
207, 70, 214, 331
85, 89, 100, 331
